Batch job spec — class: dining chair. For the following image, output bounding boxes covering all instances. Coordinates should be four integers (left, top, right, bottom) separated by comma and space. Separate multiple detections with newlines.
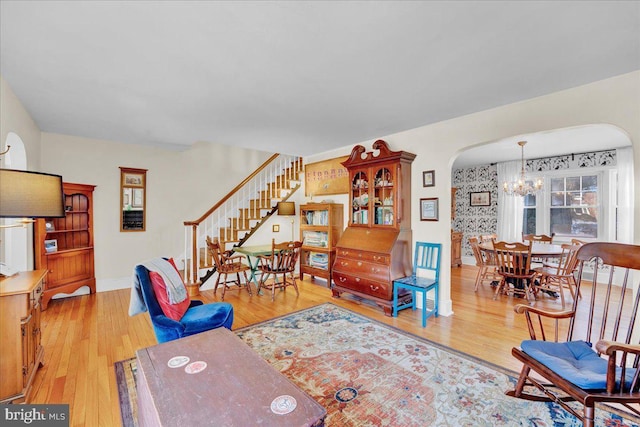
257, 239, 302, 301
522, 233, 556, 268
507, 242, 640, 427
492, 241, 536, 303
469, 236, 500, 291
479, 234, 497, 244
206, 236, 252, 300
532, 243, 582, 308
392, 242, 441, 327
522, 233, 555, 244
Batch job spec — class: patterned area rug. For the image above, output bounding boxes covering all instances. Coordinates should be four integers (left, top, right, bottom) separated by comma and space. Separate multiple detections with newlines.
116, 303, 640, 426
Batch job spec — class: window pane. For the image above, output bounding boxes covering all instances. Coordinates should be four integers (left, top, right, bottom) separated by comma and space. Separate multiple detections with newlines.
551, 208, 597, 238
523, 194, 536, 207
523, 208, 536, 235
551, 177, 564, 191
551, 192, 564, 206
582, 175, 597, 191
566, 177, 580, 191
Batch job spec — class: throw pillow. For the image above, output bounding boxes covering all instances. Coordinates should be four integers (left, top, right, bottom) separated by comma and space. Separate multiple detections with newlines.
149, 271, 190, 321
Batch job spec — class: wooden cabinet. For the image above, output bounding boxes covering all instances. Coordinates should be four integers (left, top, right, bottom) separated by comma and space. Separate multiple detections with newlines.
0, 270, 47, 403
451, 231, 462, 267
35, 182, 96, 310
332, 140, 416, 316
299, 203, 343, 286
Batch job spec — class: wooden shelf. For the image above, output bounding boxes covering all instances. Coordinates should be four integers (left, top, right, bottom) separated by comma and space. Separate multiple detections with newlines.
299, 203, 343, 286
35, 182, 96, 310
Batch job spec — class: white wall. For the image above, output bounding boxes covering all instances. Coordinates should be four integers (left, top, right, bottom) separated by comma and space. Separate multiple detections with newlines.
306, 71, 640, 316
39, 133, 272, 292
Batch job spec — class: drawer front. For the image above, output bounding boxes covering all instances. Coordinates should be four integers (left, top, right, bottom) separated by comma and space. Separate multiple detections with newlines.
333, 257, 389, 282
332, 271, 391, 300
335, 248, 389, 265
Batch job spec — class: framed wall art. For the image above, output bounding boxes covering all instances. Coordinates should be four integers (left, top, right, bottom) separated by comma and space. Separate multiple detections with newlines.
422, 170, 435, 187
470, 191, 491, 207
304, 156, 349, 197
420, 198, 439, 221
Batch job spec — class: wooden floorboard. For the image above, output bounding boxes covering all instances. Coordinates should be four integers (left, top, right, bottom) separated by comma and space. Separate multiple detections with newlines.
32, 265, 571, 426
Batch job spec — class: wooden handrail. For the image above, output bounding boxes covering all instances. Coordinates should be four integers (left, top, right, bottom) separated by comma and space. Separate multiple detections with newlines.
184, 153, 280, 226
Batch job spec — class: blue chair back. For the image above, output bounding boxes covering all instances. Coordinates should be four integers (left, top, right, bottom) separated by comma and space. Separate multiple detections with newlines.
413, 241, 441, 282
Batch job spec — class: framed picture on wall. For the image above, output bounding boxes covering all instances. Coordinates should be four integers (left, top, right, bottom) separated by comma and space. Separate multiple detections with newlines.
420, 198, 438, 221
470, 191, 491, 207
422, 170, 435, 187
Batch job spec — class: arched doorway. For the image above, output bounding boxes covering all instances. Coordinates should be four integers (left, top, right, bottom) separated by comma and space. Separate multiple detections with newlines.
1, 132, 29, 271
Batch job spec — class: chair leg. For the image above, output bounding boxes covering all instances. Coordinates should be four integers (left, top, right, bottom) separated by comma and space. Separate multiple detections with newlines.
422, 289, 427, 327
290, 273, 299, 296
584, 405, 595, 427
213, 275, 221, 295
220, 273, 228, 301
392, 285, 399, 317
474, 267, 482, 291
242, 271, 252, 295
493, 278, 505, 300
512, 365, 531, 397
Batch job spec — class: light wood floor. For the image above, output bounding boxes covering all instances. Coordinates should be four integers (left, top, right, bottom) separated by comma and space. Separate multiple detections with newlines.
31, 265, 567, 426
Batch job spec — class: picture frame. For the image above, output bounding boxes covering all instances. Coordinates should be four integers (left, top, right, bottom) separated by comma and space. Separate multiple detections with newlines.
272, 224, 280, 232
422, 170, 435, 187
470, 191, 491, 207
123, 172, 144, 187
44, 239, 58, 253
420, 198, 439, 221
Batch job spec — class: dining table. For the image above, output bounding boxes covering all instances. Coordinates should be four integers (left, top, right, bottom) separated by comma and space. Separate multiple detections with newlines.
233, 244, 273, 288
479, 241, 564, 259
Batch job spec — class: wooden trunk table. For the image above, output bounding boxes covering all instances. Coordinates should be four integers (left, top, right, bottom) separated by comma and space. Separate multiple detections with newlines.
136, 327, 326, 427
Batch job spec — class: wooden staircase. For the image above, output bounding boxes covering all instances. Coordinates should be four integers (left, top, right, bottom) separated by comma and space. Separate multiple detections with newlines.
183, 154, 303, 293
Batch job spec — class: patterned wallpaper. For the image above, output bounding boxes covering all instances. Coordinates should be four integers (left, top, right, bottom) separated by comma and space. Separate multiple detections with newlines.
452, 150, 616, 260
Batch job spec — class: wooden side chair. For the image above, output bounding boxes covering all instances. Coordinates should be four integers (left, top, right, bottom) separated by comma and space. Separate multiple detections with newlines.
522, 233, 556, 267
257, 239, 302, 301
522, 233, 555, 244
206, 236, 252, 300
492, 241, 536, 303
507, 242, 640, 426
532, 243, 581, 308
479, 233, 497, 244
469, 236, 500, 291
392, 242, 441, 327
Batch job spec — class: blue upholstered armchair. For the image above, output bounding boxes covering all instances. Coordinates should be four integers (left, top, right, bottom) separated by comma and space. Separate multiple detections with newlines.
134, 264, 234, 343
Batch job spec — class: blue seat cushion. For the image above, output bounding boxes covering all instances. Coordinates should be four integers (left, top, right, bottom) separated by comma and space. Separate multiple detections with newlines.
181, 302, 234, 336
521, 339, 637, 390
394, 275, 437, 290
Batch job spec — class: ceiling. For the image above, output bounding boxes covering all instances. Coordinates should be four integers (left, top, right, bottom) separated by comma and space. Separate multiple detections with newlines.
1, 1, 639, 159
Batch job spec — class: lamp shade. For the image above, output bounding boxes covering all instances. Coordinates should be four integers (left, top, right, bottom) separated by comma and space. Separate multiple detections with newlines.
277, 201, 295, 216
0, 169, 65, 218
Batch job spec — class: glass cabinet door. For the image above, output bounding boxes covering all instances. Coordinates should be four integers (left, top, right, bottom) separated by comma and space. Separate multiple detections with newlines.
350, 170, 369, 225
373, 166, 394, 226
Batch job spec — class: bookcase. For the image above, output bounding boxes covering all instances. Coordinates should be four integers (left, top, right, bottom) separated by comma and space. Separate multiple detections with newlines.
299, 203, 343, 286
34, 182, 96, 310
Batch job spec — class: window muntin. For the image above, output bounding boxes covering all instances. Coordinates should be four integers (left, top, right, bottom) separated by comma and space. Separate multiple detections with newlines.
549, 175, 598, 238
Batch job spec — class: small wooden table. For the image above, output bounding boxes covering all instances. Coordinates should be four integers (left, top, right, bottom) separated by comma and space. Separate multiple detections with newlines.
136, 327, 326, 427
234, 244, 273, 287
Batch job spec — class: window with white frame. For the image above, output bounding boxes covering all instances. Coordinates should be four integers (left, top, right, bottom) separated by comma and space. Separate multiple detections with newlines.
522, 168, 617, 242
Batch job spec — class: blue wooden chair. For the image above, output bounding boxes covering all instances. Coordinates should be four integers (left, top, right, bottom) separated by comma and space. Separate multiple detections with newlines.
392, 242, 441, 327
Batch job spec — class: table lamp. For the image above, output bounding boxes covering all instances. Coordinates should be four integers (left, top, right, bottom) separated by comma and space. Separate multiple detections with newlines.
277, 201, 296, 241
0, 168, 65, 276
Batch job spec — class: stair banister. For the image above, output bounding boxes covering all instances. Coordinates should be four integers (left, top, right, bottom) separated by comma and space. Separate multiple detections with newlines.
182, 153, 301, 295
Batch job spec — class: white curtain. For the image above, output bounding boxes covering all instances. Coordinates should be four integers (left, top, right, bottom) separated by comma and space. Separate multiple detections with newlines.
497, 160, 524, 242
616, 146, 634, 243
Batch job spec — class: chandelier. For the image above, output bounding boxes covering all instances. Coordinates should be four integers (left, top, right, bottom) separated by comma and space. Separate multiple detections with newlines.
502, 141, 543, 197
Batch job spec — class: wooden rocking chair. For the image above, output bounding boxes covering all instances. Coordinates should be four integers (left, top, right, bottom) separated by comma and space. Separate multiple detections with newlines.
507, 242, 640, 426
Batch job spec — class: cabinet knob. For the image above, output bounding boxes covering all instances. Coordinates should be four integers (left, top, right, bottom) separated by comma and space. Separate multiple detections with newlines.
340, 261, 349, 267
339, 277, 346, 283
357, 262, 362, 267
373, 256, 382, 261
371, 268, 380, 274
369, 285, 379, 291
355, 277, 360, 282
